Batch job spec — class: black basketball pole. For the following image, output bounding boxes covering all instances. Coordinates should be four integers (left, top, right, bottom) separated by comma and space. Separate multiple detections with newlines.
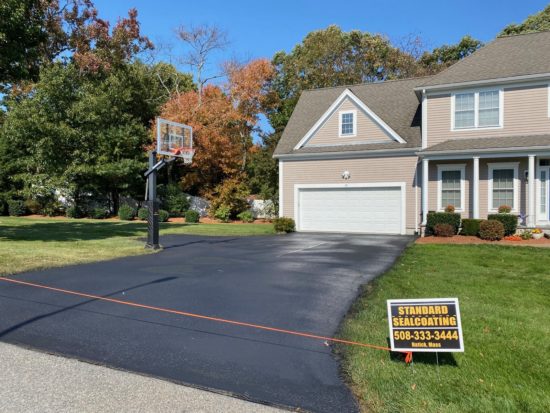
145, 150, 160, 249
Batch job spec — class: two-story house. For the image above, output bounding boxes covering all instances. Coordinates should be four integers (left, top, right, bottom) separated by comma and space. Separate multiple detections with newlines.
274, 31, 550, 235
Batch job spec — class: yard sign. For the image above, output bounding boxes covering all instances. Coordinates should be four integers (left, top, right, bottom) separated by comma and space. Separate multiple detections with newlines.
387, 298, 464, 352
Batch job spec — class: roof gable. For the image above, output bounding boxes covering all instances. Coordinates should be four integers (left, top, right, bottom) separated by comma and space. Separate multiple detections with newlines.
295, 89, 405, 149
274, 77, 424, 156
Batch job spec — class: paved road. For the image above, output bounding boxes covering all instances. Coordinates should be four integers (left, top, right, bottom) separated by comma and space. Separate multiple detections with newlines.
0, 233, 411, 412
0, 342, 284, 413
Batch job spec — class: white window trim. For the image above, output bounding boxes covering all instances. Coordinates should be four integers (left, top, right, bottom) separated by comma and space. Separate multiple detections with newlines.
488, 162, 519, 213
437, 164, 466, 212
450, 88, 504, 131
338, 109, 357, 137
547, 83, 550, 118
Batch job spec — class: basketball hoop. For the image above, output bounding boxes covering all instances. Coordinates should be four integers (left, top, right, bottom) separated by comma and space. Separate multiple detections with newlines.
156, 118, 195, 164
170, 147, 195, 164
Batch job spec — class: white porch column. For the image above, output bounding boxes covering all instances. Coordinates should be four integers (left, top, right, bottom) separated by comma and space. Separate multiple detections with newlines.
422, 158, 429, 225
528, 155, 536, 226
473, 156, 480, 219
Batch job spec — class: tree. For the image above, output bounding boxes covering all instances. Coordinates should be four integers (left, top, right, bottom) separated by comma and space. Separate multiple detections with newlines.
500, 5, 550, 35
0, 60, 186, 213
0, 0, 152, 91
417, 35, 483, 74
175, 24, 228, 102
157, 59, 274, 196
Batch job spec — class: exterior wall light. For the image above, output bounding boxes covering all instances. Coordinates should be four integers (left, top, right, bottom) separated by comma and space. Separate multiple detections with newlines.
342, 170, 351, 180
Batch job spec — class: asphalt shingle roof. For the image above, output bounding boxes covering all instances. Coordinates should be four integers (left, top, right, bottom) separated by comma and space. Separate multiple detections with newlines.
421, 134, 550, 154
274, 77, 425, 156
420, 31, 550, 88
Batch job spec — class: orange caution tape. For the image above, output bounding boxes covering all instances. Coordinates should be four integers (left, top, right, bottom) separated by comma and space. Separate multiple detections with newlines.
0, 277, 412, 362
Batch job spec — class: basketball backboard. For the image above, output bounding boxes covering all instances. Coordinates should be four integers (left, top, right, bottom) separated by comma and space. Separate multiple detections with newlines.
156, 118, 194, 163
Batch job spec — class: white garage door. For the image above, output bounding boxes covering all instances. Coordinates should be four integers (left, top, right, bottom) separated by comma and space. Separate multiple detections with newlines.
297, 186, 403, 234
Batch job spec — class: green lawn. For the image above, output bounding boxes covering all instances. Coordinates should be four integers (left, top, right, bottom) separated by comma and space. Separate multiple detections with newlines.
339, 244, 549, 413
0, 216, 274, 275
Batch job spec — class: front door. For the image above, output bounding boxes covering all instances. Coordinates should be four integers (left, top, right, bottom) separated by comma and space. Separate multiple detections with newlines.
538, 166, 550, 223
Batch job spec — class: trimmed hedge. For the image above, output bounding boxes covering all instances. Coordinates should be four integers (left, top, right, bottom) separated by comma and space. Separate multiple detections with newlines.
273, 217, 295, 233
118, 205, 135, 221
8, 200, 25, 216
461, 219, 482, 236
488, 213, 517, 236
434, 223, 454, 237
185, 210, 200, 223
137, 207, 148, 221
91, 208, 109, 219
237, 210, 254, 223
426, 212, 461, 235
159, 209, 170, 222
479, 219, 505, 241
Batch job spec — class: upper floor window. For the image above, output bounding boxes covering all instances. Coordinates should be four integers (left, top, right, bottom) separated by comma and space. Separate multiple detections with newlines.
339, 110, 356, 137
452, 89, 502, 130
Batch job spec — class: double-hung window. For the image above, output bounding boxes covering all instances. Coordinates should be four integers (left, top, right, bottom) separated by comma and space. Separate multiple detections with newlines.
453, 89, 502, 130
438, 164, 465, 211
339, 110, 356, 136
488, 163, 518, 212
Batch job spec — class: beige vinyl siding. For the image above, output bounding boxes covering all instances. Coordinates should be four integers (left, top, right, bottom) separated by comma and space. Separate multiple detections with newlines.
427, 84, 550, 146
305, 98, 394, 147
281, 156, 420, 233
426, 158, 529, 219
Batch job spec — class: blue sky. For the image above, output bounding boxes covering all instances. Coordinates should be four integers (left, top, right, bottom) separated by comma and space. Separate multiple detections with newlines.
95, 0, 547, 62
94, 0, 548, 136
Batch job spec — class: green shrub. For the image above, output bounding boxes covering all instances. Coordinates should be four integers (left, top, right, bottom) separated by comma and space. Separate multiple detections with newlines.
273, 217, 295, 233
42, 200, 64, 217
208, 178, 250, 220
185, 210, 200, 223
159, 209, 170, 222
461, 219, 482, 236
214, 205, 231, 222
488, 213, 517, 236
163, 184, 190, 217
24, 199, 42, 214
118, 205, 135, 221
479, 219, 505, 241
426, 212, 461, 235
8, 200, 26, 216
65, 206, 81, 218
137, 207, 149, 221
498, 205, 512, 213
434, 223, 455, 237
91, 208, 108, 219
237, 210, 254, 223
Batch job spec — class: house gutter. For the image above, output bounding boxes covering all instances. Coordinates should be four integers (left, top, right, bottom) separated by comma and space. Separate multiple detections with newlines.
273, 147, 420, 161
414, 72, 550, 97
417, 145, 550, 158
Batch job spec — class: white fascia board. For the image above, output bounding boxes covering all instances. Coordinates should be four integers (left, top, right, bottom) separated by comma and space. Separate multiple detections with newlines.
293, 89, 406, 150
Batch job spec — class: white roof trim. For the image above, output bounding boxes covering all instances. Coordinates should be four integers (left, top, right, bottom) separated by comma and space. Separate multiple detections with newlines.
293, 89, 406, 150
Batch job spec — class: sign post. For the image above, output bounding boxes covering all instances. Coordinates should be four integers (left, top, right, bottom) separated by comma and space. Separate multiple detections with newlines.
387, 298, 464, 353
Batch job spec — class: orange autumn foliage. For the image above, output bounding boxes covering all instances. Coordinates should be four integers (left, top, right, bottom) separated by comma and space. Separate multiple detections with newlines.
156, 59, 275, 195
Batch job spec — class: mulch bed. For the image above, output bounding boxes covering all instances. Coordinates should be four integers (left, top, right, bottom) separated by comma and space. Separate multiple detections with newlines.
417, 235, 550, 247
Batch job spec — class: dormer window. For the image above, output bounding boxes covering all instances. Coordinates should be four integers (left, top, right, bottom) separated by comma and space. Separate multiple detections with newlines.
452, 89, 502, 130
339, 110, 356, 137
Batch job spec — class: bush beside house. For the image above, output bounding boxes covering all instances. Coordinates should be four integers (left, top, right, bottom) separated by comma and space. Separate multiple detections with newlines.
427, 212, 461, 235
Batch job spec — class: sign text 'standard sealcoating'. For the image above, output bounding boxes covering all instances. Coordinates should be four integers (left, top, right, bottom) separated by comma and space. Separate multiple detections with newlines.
387, 298, 464, 352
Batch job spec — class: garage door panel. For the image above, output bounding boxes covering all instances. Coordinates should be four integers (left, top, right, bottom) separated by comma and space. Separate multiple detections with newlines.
298, 186, 402, 234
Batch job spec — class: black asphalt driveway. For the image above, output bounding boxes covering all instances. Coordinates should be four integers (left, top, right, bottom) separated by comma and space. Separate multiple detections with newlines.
0, 233, 411, 412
